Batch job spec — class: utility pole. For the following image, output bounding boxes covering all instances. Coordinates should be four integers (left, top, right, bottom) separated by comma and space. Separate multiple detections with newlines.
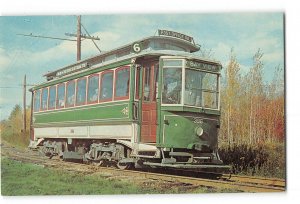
77, 15, 81, 61
17, 15, 100, 62
23, 74, 26, 135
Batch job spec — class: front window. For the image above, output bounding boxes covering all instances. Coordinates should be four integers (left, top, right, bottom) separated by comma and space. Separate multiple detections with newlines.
161, 58, 220, 109
185, 69, 219, 109
162, 59, 183, 104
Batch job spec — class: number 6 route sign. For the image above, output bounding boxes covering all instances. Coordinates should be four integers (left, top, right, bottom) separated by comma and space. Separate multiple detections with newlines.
132, 42, 142, 53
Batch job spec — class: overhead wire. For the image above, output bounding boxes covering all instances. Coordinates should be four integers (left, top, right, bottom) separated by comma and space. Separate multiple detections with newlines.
78, 16, 101, 53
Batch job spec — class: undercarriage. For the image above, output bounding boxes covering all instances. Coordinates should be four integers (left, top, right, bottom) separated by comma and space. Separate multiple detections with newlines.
32, 138, 231, 174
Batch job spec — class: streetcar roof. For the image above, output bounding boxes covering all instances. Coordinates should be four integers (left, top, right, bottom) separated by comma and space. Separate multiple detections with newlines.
43, 35, 201, 79
31, 32, 222, 91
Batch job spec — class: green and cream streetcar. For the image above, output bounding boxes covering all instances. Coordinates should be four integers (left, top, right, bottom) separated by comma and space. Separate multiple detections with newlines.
29, 29, 230, 172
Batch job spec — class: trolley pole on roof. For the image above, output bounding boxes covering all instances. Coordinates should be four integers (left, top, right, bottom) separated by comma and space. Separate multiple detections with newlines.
77, 15, 81, 61
23, 74, 27, 135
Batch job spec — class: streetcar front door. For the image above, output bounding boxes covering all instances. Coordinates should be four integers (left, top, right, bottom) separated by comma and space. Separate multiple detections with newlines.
140, 62, 158, 143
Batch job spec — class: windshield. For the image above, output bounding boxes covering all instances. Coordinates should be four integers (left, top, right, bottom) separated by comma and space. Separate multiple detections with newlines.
162, 59, 183, 104
161, 58, 220, 109
185, 69, 219, 109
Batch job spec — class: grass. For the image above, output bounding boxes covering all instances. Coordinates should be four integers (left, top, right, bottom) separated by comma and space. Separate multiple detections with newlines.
1, 157, 225, 196
1, 157, 152, 196
1, 129, 30, 149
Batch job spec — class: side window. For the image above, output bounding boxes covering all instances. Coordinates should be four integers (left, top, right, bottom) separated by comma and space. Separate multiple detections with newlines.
34, 90, 41, 112
57, 83, 65, 108
143, 66, 151, 101
87, 74, 99, 103
76, 78, 87, 105
66, 80, 75, 107
41, 88, 48, 110
48, 86, 56, 109
100, 71, 113, 101
115, 67, 130, 100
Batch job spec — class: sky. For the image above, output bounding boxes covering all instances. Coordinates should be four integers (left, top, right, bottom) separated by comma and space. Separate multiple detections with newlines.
0, 13, 284, 120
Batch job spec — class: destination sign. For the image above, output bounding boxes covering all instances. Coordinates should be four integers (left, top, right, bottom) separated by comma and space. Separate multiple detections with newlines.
158, 29, 194, 43
56, 62, 89, 77
186, 60, 221, 72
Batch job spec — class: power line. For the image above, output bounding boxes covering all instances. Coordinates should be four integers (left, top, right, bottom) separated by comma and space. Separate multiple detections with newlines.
0, 84, 36, 89
80, 22, 101, 53
16, 16, 102, 62
16, 33, 77, 42
0, 87, 22, 89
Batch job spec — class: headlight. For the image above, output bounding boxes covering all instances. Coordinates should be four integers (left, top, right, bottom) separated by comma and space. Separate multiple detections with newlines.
195, 127, 204, 137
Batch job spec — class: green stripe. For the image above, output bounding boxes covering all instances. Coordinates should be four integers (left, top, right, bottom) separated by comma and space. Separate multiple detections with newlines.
34, 102, 129, 124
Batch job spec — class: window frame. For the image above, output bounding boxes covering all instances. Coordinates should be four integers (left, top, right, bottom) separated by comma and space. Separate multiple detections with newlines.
75, 77, 87, 106
161, 59, 184, 106
87, 73, 100, 105
99, 70, 114, 102
65, 80, 76, 108
48, 85, 57, 110
56, 83, 66, 109
114, 66, 130, 101
40, 87, 49, 111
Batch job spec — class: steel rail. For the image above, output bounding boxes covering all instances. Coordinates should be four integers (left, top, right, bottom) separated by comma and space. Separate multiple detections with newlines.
223, 174, 285, 189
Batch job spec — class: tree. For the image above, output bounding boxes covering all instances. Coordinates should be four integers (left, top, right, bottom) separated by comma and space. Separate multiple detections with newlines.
220, 48, 242, 146
8, 104, 23, 135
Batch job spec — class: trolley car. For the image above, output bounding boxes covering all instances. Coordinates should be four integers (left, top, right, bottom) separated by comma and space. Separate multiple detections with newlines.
29, 29, 230, 173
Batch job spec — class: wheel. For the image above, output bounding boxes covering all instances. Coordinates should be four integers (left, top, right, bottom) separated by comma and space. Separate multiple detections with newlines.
116, 161, 133, 170
93, 160, 107, 167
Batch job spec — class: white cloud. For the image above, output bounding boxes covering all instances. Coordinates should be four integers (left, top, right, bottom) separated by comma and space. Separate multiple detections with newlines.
264, 51, 284, 64
234, 32, 281, 60
0, 31, 122, 72
80, 31, 121, 55
0, 48, 11, 72
212, 42, 232, 62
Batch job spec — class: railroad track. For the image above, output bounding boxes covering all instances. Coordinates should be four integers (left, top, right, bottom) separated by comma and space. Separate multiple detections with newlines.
223, 174, 286, 189
1, 144, 285, 193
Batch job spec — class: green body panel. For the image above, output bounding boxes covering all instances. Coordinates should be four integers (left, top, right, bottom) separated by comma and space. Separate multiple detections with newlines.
158, 111, 219, 150
33, 101, 130, 126
154, 57, 221, 150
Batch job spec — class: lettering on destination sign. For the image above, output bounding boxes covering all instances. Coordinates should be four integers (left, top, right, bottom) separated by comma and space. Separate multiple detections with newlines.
56, 62, 89, 77
158, 29, 194, 43
186, 60, 221, 72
